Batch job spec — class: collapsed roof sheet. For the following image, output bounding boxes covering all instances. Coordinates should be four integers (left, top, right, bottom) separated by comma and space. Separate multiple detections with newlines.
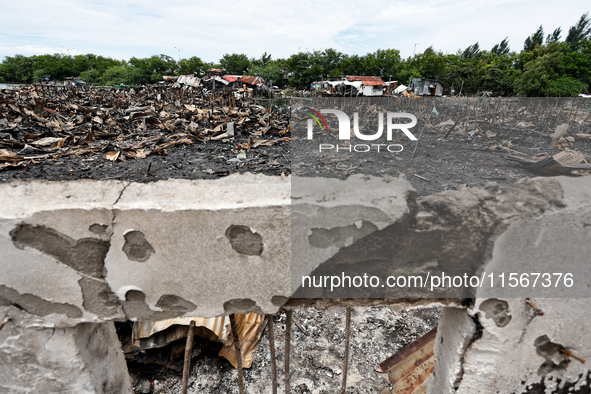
346, 76, 385, 86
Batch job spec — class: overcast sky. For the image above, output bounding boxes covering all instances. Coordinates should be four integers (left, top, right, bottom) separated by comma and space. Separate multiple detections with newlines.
1, 0, 589, 63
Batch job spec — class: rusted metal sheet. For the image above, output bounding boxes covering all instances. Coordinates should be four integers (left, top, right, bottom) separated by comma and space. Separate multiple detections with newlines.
347, 76, 385, 86
126, 313, 264, 370
240, 75, 265, 86
224, 75, 241, 82
380, 327, 437, 394
219, 313, 265, 369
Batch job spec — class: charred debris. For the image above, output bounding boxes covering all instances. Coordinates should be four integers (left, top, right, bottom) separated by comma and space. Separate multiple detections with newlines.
0, 81, 290, 173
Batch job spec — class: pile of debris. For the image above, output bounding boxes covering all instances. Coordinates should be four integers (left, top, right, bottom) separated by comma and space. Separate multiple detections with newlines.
0, 85, 290, 173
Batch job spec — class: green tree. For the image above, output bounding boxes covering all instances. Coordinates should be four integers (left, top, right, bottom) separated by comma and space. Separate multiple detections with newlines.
178, 56, 205, 75
546, 77, 587, 96
514, 48, 565, 96
460, 43, 482, 59
364, 49, 402, 80
219, 53, 250, 75
285, 52, 315, 89
249, 60, 286, 84
409, 47, 445, 79
128, 54, 176, 83
546, 28, 562, 44
524, 25, 544, 51
101, 66, 127, 85
491, 37, 510, 56
566, 12, 591, 50
563, 40, 591, 90
79, 69, 101, 84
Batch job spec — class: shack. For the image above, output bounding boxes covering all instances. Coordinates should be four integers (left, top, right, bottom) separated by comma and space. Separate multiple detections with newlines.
346, 76, 385, 96
411, 78, 444, 96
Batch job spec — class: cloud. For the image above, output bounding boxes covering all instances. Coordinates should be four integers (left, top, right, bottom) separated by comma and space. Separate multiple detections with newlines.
0, 0, 589, 62
0, 45, 85, 59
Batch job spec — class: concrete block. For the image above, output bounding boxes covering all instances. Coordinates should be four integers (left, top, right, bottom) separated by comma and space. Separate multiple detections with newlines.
0, 174, 291, 323
0, 306, 132, 394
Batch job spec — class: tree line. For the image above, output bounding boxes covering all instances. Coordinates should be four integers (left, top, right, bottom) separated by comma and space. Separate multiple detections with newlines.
1, 13, 590, 96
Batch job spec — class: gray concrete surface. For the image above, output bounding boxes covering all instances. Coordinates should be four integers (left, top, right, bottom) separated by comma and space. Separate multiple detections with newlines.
1, 174, 591, 393
0, 306, 131, 394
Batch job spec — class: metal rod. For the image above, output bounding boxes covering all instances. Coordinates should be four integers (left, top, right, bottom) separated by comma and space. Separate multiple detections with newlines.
285, 310, 292, 394
229, 314, 245, 394
341, 307, 352, 394
181, 320, 196, 394
267, 315, 277, 394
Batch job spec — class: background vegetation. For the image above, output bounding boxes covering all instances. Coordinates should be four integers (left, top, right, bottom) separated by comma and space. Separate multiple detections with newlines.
1, 13, 590, 96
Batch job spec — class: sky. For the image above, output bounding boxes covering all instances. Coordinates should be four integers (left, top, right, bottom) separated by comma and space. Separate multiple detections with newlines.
0, 0, 589, 63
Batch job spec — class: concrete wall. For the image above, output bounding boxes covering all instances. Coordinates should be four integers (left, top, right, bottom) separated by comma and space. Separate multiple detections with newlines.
1, 174, 591, 393
430, 299, 591, 394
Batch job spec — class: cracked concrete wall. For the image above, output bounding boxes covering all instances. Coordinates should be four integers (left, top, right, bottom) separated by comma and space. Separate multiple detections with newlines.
426, 176, 591, 393
0, 306, 131, 394
429, 299, 591, 394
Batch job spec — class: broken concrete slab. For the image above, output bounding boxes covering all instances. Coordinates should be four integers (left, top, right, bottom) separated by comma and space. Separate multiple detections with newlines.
0, 180, 127, 325
0, 174, 291, 323
2, 174, 591, 322
291, 176, 591, 301
106, 175, 291, 319
0, 306, 132, 394
291, 174, 418, 297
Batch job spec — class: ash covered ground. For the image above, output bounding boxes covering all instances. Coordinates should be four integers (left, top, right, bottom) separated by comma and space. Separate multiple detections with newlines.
127, 307, 440, 394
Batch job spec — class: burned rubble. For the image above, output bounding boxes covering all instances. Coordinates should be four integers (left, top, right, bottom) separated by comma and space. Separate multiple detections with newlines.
292, 97, 591, 195
0, 84, 291, 181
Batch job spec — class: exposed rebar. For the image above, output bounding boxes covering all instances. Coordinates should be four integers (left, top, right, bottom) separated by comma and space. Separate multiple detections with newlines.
229, 314, 245, 394
181, 320, 196, 394
285, 310, 292, 394
267, 314, 277, 394
341, 307, 352, 394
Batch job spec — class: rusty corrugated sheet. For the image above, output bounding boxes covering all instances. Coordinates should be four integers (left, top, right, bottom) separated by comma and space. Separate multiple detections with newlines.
347, 76, 385, 86
129, 313, 264, 369
224, 75, 242, 82
380, 327, 437, 394
240, 75, 264, 86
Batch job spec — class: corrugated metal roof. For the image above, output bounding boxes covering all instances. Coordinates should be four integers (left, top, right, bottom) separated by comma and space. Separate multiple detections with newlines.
224, 75, 242, 82
380, 327, 437, 394
130, 313, 264, 369
347, 76, 385, 86
240, 75, 265, 86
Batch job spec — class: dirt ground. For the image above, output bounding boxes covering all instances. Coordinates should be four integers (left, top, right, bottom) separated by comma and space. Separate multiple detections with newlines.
126, 306, 440, 394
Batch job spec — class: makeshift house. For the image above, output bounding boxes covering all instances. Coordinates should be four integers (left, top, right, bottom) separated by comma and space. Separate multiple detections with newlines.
346, 76, 385, 96
383, 81, 399, 95
162, 74, 201, 88
411, 78, 444, 96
